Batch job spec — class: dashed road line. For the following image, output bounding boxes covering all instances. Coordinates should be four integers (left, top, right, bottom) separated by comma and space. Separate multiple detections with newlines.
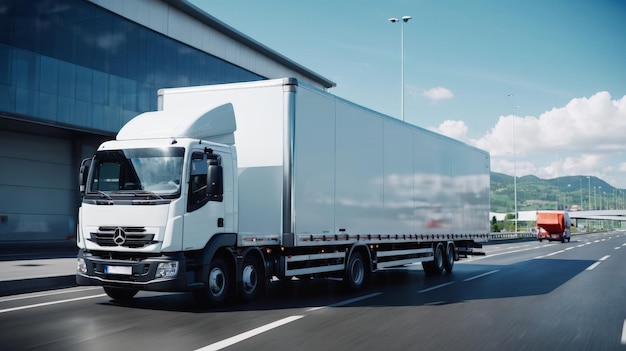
622, 319, 626, 345
196, 292, 382, 351
418, 282, 455, 293
0, 294, 106, 314
463, 270, 500, 282
586, 255, 610, 271
195, 316, 305, 351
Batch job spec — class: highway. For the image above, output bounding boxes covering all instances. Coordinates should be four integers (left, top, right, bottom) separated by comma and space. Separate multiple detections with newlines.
1, 231, 625, 350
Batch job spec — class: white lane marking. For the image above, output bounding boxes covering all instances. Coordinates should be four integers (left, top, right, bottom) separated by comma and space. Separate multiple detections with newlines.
0, 287, 101, 303
545, 250, 565, 257
195, 316, 304, 351
306, 292, 382, 312
461, 244, 555, 262
418, 282, 455, 293
198, 292, 382, 350
0, 294, 106, 314
463, 270, 500, 282
586, 255, 610, 271
621, 319, 626, 345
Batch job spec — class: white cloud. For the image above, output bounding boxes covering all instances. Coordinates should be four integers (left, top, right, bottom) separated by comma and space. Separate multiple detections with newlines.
431, 120, 469, 142
422, 87, 453, 101
432, 92, 626, 188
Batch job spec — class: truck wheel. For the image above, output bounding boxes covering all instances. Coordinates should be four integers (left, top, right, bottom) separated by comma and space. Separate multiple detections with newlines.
344, 251, 368, 291
240, 254, 265, 302
443, 243, 455, 273
103, 287, 138, 301
194, 257, 230, 306
422, 243, 444, 275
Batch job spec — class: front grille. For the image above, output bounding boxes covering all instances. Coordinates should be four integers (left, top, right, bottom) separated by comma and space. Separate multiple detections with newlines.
90, 226, 157, 248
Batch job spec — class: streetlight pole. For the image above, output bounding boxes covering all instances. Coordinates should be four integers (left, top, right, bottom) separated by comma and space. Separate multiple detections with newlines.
587, 176, 591, 210
507, 94, 518, 232
388, 16, 411, 122
579, 178, 583, 210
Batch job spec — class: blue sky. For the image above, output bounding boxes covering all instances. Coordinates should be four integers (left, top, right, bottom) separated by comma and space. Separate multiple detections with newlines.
191, 0, 626, 190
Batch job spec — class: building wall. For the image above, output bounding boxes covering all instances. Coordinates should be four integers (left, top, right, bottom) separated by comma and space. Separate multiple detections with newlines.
0, 0, 332, 244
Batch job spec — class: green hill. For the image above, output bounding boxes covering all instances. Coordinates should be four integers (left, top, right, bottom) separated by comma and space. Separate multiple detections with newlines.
490, 172, 623, 213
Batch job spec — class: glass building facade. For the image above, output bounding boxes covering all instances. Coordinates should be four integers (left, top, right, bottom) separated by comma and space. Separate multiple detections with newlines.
0, 0, 265, 134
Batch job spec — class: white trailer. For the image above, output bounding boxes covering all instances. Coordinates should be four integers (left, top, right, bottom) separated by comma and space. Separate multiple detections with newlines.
76, 78, 490, 304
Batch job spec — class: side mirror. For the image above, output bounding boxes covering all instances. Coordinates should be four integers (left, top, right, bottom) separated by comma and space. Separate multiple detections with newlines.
207, 163, 223, 202
79, 158, 92, 194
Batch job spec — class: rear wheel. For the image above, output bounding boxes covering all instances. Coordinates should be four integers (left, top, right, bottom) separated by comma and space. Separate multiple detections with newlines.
103, 287, 138, 301
239, 254, 265, 302
194, 257, 230, 306
422, 243, 444, 275
344, 251, 368, 291
443, 243, 455, 273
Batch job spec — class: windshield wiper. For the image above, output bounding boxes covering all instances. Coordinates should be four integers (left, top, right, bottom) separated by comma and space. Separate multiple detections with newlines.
134, 190, 163, 200
97, 191, 112, 200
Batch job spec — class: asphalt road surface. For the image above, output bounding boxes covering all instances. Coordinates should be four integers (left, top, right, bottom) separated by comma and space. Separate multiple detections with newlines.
1, 232, 625, 350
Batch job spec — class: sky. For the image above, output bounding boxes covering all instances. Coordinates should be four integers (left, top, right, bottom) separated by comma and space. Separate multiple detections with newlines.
190, 0, 626, 189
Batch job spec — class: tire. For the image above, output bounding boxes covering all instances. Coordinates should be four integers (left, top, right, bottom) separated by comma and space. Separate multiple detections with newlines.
443, 243, 455, 273
344, 251, 368, 291
422, 243, 444, 276
103, 287, 138, 301
194, 257, 230, 306
239, 254, 265, 302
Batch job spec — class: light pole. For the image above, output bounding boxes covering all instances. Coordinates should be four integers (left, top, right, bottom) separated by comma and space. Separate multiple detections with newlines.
507, 94, 518, 232
579, 178, 583, 210
587, 176, 591, 210
388, 15, 411, 122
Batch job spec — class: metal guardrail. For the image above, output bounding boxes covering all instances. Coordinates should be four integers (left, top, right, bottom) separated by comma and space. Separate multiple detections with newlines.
489, 231, 536, 241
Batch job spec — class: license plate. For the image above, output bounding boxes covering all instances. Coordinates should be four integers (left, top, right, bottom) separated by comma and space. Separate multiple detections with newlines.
105, 265, 132, 275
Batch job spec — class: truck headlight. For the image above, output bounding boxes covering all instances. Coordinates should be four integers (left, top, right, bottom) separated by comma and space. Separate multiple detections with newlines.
77, 258, 87, 274
156, 262, 178, 278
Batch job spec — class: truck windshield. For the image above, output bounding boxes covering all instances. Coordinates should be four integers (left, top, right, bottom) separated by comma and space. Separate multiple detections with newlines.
88, 147, 184, 198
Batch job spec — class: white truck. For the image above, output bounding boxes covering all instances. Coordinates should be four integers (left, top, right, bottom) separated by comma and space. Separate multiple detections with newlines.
76, 78, 490, 305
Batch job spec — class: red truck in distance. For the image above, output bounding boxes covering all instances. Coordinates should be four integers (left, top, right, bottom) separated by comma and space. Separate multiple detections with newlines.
536, 211, 573, 243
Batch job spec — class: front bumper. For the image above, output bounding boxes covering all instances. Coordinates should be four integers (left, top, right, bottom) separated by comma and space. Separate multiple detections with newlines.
76, 249, 189, 292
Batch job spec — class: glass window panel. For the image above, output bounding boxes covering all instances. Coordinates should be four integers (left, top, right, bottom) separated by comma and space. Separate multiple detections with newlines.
40, 55, 59, 94
137, 83, 151, 112
108, 74, 122, 107
92, 70, 108, 105
11, 49, 39, 90
58, 61, 76, 98
0, 1, 15, 46
75, 65, 93, 102
0, 44, 11, 85
74, 99, 90, 126
122, 77, 137, 111
15, 87, 39, 117
39, 91, 58, 121
0, 84, 16, 112
103, 105, 119, 132
57, 96, 75, 123
92, 103, 105, 129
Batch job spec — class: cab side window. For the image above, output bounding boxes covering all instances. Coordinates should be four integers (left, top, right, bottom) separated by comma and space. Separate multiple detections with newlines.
187, 151, 223, 212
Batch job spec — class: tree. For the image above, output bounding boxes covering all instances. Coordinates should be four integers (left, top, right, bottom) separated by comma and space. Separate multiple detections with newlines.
491, 216, 500, 232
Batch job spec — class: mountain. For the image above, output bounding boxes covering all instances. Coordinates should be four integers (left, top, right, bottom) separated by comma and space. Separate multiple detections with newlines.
490, 172, 623, 213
